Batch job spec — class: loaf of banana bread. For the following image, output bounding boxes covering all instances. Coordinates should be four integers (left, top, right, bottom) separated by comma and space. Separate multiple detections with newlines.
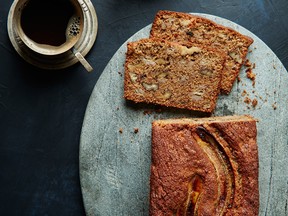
150, 10, 254, 94
150, 115, 259, 216
124, 38, 226, 113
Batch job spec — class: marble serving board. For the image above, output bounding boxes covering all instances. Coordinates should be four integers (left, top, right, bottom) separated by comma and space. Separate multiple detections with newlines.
80, 13, 288, 216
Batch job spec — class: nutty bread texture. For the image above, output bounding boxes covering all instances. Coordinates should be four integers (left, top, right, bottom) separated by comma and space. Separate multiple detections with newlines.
150, 115, 259, 216
124, 38, 226, 113
150, 10, 254, 94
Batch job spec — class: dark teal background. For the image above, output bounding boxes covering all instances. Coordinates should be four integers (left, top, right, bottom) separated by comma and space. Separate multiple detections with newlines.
0, 0, 287, 215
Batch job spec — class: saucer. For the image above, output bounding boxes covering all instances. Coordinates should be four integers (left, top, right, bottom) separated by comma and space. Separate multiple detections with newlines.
7, 0, 98, 70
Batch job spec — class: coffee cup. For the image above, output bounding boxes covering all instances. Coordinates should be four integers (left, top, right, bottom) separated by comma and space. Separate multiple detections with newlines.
11, 0, 93, 72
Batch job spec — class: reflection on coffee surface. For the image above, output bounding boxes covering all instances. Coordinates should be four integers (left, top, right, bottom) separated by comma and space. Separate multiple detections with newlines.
21, 0, 75, 46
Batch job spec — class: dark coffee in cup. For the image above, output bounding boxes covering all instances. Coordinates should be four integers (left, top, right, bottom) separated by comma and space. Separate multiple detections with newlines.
21, 0, 75, 46
10, 0, 93, 71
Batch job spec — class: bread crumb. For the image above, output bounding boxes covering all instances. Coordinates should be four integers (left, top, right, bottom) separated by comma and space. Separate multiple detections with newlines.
246, 68, 255, 80
246, 68, 256, 87
252, 99, 258, 108
244, 97, 251, 104
134, 128, 139, 133
118, 71, 123, 77
244, 59, 252, 67
119, 128, 123, 133
272, 103, 277, 110
244, 59, 256, 87
241, 90, 247, 97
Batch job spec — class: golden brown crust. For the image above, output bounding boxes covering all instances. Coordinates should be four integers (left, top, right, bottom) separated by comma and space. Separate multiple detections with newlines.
150, 115, 259, 216
124, 38, 226, 113
150, 10, 254, 94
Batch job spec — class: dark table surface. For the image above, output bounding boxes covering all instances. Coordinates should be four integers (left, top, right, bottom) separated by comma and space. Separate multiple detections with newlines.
0, 0, 287, 215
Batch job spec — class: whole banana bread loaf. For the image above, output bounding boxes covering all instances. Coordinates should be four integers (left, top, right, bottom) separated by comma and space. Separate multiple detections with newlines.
150, 115, 259, 216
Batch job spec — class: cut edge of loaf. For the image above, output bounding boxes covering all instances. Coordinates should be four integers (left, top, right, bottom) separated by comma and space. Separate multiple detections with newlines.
152, 114, 257, 126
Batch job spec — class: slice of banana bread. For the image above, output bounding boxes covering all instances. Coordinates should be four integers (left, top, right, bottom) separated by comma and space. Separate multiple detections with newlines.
124, 38, 226, 113
150, 115, 259, 216
150, 10, 254, 94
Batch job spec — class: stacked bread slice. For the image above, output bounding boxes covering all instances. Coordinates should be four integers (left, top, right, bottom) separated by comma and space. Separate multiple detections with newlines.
124, 11, 253, 112
150, 10, 254, 94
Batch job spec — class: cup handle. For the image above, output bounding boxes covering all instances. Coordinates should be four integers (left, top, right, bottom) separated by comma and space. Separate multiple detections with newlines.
73, 49, 93, 72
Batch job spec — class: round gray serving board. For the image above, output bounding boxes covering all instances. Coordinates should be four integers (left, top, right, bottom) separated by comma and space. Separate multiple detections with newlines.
80, 14, 288, 216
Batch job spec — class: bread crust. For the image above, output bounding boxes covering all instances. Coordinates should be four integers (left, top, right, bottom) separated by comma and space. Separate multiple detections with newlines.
150, 115, 259, 216
150, 10, 254, 94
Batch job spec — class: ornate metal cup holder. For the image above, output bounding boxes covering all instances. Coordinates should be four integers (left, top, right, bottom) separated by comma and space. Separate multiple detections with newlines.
7, 0, 98, 70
